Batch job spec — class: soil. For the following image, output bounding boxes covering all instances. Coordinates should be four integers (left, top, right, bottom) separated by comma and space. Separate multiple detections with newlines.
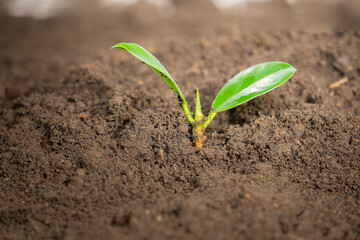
0, 1, 360, 239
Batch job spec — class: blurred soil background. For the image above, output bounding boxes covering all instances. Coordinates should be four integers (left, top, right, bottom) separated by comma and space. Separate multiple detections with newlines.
0, 0, 359, 239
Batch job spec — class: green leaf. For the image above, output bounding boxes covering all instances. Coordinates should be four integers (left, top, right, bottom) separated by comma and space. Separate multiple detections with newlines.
194, 88, 204, 122
212, 62, 296, 112
111, 43, 186, 103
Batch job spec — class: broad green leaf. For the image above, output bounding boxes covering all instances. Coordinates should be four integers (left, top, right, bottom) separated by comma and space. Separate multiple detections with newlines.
212, 62, 296, 112
111, 43, 186, 103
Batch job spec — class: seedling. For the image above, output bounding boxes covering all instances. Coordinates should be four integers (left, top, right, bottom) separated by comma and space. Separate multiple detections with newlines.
112, 43, 296, 148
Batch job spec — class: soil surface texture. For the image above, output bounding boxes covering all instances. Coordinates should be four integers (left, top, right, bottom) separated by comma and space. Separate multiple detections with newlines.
0, 1, 360, 239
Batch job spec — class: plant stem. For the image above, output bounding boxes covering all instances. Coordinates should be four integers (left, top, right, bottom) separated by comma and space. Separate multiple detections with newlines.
194, 126, 203, 148
182, 90, 217, 148
182, 101, 195, 126
201, 111, 217, 130
194, 111, 217, 148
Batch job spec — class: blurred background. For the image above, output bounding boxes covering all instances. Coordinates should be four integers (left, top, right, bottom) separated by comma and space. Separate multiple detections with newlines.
2, 0, 360, 23
0, 0, 359, 101
1, 0, 359, 58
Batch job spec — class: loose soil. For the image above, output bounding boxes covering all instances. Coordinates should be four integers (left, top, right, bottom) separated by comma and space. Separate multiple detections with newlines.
0, 1, 359, 239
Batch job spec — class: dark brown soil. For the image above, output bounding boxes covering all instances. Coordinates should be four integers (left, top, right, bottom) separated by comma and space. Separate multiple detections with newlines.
0, 1, 360, 239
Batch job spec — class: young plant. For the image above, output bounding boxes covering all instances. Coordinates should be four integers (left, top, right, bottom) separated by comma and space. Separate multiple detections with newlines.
112, 43, 296, 148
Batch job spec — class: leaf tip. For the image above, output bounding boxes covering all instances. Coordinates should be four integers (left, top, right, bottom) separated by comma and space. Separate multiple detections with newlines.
111, 43, 127, 50
111, 44, 118, 49
287, 63, 297, 72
